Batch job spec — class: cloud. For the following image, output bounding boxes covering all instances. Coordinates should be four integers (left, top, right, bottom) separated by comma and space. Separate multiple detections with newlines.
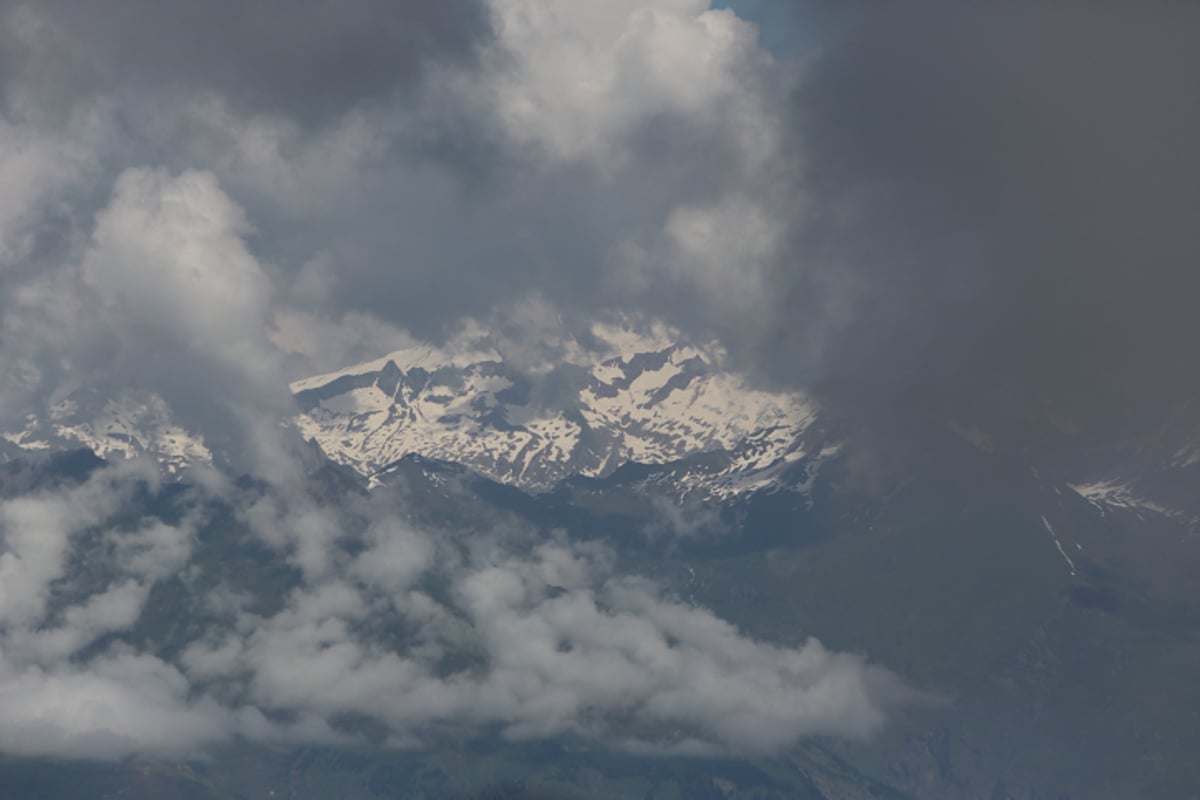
663, 194, 780, 315
481, 0, 773, 167
0, 165, 304, 478
181, 530, 920, 756
0, 0, 490, 126
111, 517, 196, 582
0, 461, 152, 629
644, 493, 728, 541
349, 518, 437, 594
0, 651, 242, 761
0, 110, 100, 269
456, 543, 914, 752
82, 168, 274, 371
268, 306, 419, 379
759, 1, 1200, 447
0, 648, 341, 761
0, 463, 344, 761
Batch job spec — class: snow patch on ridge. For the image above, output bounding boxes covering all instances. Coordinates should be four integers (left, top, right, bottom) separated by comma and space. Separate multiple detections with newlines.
1041, 516, 1077, 576
1069, 479, 1173, 517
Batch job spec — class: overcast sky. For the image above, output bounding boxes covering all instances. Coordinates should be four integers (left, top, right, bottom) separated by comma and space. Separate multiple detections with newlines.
0, 0, 1196, 764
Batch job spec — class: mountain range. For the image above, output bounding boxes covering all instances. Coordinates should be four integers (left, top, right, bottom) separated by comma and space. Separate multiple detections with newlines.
5, 325, 830, 500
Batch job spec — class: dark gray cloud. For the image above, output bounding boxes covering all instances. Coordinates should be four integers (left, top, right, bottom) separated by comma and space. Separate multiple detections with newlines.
0, 0, 490, 125
767, 2, 1200, 446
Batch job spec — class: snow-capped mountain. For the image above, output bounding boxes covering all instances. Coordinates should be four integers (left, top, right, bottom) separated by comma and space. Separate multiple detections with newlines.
291, 325, 823, 497
1, 325, 825, 498
2, 388, 212, 476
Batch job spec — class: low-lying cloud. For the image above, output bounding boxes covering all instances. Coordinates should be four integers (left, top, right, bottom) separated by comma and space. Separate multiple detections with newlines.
0, 463, 921, 761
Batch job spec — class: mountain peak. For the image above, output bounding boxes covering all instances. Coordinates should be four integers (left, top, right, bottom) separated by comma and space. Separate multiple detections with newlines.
292, 327, 821, 496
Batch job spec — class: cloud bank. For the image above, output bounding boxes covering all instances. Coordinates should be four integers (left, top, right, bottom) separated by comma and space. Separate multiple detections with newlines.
0, 464, 919, 760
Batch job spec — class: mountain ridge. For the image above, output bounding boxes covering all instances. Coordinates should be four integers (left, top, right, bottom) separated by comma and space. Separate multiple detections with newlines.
289, 328, 822, 498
